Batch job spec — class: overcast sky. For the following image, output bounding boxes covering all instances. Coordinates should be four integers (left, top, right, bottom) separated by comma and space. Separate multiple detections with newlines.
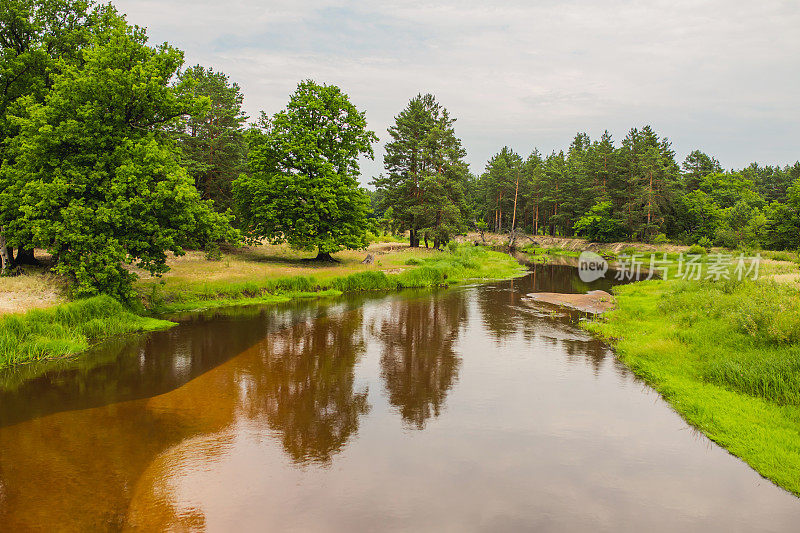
115, 0, 800, 184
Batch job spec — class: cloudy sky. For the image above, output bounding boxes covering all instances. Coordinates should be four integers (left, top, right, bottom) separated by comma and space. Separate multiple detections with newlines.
115, 0, 799, 183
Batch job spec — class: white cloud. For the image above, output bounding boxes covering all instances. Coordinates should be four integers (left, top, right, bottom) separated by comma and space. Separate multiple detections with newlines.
115, 0, 800, 180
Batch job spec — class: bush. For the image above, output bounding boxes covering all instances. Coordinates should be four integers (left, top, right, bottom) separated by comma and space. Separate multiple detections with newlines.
447, 241, 459, 253
653, 233, 668, 245
687, 244, 707, 255
697, 236, 712, 249
713, 227, 738, 249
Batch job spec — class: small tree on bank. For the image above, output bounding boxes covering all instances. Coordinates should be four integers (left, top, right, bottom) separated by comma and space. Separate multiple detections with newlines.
234, 80, 376, 261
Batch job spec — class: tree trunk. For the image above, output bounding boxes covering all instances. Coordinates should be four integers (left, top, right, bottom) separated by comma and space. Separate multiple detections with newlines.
0, 230, 11, 273
314, 251, 338, 262
410, 228, 419, 247
424, 233, 429, 248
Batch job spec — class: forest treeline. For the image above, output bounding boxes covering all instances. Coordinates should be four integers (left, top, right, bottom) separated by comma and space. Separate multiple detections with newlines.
456, 131, 800, 249
1, 1, 798, 301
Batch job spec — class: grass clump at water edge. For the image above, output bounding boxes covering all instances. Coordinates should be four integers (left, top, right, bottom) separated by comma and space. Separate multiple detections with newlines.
0, 295, 174, 368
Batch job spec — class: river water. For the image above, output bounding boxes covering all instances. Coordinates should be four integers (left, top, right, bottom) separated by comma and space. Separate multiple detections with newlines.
0, 264, 798, 531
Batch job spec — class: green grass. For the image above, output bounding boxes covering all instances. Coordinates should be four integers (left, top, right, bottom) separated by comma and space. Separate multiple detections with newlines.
585, 278, 800, 495
0, 245, 525, 368
0, 295, 174, 369
146, 244, 526, 313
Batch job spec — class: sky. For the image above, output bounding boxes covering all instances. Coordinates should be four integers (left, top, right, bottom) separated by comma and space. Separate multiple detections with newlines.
114, 0, 800, 184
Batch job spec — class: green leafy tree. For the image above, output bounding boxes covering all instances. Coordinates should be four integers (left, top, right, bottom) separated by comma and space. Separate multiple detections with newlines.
0, 6, 235, 297
699, 171, 763, 209
0, 0, 95, 270
678, 190, 722, 242
373, 93, 469, 247
171, 65, 248, 212
764, 180, 800, 250
682, 150, 722, 191
234, 80, 376, 261
573, 201, 627, 242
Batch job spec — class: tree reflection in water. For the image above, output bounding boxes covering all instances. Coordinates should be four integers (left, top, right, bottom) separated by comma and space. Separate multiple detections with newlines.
241, 306, 370, 465
377, 291, 467, 429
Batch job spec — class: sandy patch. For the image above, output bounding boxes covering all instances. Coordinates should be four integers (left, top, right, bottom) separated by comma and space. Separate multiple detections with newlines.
522, 290, 615, 314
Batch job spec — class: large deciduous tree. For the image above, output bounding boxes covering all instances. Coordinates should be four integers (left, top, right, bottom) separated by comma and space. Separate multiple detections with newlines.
0, 6, 235, 297
233, 80, 376, 261
0, 0, 95, 271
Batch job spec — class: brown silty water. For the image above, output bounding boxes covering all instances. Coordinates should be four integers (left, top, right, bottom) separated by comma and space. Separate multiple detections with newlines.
0, 264, 798, 531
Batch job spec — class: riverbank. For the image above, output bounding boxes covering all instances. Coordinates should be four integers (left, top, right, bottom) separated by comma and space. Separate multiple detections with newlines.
586, 278, 800, 496
0, 244, 526, 369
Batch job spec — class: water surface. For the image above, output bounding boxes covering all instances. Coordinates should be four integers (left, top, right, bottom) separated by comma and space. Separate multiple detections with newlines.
1, 265, 798, 531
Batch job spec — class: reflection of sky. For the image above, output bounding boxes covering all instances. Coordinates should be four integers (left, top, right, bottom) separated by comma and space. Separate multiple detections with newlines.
4, 274, 800, 529
124, 283, 800, 530
114, 0, 800, 184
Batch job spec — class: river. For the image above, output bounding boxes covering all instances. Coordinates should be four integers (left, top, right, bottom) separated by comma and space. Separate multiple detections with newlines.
0, 264, 798, 531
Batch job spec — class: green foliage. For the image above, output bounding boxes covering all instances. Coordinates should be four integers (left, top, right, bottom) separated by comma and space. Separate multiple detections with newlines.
681, 149, 722, 190
373, 93, 469, 248
573, 201, 627, 242
763, 178, 800, 250
653, 233, 668, 244
0, 295, 174, 368
0, 6, 236, 299
234, 80, 375, 256
688, 243, 708, 254
171, 65, 248, 212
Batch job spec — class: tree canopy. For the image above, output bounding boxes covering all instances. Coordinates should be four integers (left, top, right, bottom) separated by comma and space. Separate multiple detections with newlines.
0, 5, 235, 296
373, 93, 469, 248
171, 64, 248, 212
233, 80, 376, 260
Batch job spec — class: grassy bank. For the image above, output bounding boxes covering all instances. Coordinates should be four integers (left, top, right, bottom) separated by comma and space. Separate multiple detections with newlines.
0, 296, 174, 368
586, 278, 800, 495
140, 244, 525, 313
0, 244, 525, 368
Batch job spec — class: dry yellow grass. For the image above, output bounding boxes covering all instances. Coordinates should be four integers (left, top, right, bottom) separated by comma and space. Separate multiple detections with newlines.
134, 242, 441, 289
0, 269, 66, 316
0, 243, 449, 316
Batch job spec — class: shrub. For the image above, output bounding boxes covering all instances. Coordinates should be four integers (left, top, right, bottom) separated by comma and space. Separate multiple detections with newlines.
697, 236, 712, 249
653, 233, 668, 245
687, 244, 707, 255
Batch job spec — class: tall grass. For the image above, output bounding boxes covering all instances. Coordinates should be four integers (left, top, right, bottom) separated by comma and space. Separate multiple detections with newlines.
586, 277, 800, 495
0, 296, 174, 368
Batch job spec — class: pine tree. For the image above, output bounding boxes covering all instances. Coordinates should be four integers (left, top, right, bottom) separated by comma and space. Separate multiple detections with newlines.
373, 94, 469, 248
172, 65, 248, 212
